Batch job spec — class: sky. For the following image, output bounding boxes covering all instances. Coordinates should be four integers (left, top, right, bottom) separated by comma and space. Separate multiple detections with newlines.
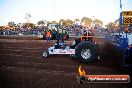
0, 0, 132, 26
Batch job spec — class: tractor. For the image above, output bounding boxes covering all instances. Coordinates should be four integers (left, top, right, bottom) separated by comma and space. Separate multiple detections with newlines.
42, 24, 100, 63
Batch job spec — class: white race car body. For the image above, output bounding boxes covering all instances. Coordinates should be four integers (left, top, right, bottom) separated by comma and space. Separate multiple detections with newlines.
48, 46, 75, 54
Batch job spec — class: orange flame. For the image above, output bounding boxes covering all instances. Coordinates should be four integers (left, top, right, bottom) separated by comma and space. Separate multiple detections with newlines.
78, 65, 86, 76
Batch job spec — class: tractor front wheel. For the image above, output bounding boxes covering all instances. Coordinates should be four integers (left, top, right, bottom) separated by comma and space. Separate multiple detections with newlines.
42, 51, 49, 58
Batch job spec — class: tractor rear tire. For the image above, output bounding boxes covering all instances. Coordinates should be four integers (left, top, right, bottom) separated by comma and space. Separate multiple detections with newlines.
75, 41, 98, 63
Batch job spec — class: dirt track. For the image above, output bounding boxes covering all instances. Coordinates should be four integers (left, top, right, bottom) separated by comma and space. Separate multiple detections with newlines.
0, 36, 131, 88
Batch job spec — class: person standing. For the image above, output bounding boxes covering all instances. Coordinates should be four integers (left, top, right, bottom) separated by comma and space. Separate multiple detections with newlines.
46, 30, 51, 42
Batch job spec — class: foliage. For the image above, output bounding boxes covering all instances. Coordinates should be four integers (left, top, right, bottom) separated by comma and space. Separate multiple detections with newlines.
95, 19, 103, 26
51, 21, 58, 24
0, 26, 5, 30
64, 19, 73, 26
8, 22, 16, 27
59, 19, 73, 26
22, 23, 35, 29
37, 20, 46, 25
105, 18, 119, 30
59, 19, 65, 25
81, 17, 92, 26
75, 18, 80, 21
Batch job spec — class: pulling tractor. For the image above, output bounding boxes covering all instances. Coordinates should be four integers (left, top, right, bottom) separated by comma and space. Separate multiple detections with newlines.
42, 25, 100, 63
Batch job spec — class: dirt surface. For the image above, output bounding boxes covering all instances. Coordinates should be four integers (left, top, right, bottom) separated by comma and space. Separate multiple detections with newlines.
0, 35, 131, 88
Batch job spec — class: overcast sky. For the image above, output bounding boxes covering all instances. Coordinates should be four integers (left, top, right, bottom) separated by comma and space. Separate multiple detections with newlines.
0, 0, 132, 25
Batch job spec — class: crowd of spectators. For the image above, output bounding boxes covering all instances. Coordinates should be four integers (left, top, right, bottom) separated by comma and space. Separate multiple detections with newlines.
0, 28, 45, 35
64, 25, 113, 37
0, 25, 131, 38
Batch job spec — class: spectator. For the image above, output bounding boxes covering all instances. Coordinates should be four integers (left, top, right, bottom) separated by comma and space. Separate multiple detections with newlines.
46, 30, 51, 42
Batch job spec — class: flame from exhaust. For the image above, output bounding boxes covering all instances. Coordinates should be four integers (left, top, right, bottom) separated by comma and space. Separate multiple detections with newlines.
78, 65, 86, 76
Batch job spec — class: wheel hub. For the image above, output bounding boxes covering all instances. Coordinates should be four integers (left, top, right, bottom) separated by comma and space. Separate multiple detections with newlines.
43, 52, 47, 57
81, 49, 91, 59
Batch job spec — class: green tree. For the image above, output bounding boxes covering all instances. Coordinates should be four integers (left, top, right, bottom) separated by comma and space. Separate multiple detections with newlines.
105, 22, 115, 29
94, 19, 103, 26
0, 26, 5, 30
59, 19, 73, 26
75, 18, 80, 21
59, 19, 65, 25
106, 18, 120, 30
37, 20, 46, 26
51, 21, 58, 24
81, 17, 92, 26
23, 23, 35, 29
8, 21, 16, 27
64, 19, 73, 26
74, 18, 80, 24
114, 18, 119, 24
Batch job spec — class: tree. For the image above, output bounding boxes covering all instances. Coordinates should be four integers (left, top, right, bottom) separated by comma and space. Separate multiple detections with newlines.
7, 21, 16, 30
105, 18, 120, 30
59, 19, 73, 26
105, 22, 115, 29
95, 19, 103, 26
51, 21, 58, 24
114, 18, 119, 29
25, 13, 31, 23
59, 19, 65, 25
0, 26, 5, 30
75, 18, 80, 21
74, 18, 80, 25
37, 20, 46, 26
114, 18, 119, 24
64, 19, 73, 26
81, 17, 92, 26
8, 21, 16, 27
22, 23, 35, 29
